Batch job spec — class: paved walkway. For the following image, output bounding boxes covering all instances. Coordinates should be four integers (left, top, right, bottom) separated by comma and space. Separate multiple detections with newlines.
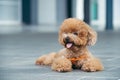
0, 31, 120, 80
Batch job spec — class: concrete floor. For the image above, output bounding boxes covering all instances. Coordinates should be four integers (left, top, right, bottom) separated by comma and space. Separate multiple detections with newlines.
0, 31, 120, 80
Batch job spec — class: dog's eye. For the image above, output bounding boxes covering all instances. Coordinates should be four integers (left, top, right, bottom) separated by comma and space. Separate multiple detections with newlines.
73, 32, 78, 35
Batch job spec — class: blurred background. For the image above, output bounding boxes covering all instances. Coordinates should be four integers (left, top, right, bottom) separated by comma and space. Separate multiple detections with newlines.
0, 0, 120, 33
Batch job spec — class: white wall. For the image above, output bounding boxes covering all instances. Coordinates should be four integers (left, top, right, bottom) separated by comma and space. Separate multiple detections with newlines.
113, 0, 120, 30
38, 0, 57, 25
76, 0, 84, 20
0, 0, 21, 25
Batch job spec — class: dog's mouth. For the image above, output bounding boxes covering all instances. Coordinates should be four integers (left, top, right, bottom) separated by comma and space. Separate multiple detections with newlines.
65, 42, 81, 49
65, 42, 74, 48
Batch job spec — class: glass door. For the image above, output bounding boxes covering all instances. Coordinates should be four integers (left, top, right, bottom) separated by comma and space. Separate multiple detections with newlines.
90, 0, 106, 31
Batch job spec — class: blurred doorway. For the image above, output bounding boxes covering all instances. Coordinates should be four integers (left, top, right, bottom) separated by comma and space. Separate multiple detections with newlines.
76, 0, 106, 31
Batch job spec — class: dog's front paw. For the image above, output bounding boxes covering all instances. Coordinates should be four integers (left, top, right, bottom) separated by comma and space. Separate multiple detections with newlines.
51, 56, 72, 72
81, 58, 104, 72
81, 62, 96, 72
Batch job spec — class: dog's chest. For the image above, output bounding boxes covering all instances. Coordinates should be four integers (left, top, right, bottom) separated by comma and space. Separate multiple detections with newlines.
66, 54, 88, 69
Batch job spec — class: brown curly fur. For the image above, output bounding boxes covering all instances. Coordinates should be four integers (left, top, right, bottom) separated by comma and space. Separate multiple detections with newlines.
35, 18, 104, 72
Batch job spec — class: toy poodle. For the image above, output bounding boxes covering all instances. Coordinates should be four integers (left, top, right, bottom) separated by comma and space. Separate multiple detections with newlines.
35, 18, 104, 72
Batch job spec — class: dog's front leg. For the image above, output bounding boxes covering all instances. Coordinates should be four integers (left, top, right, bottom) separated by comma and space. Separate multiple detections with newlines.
81, 57, 104, 72
51, 56, 72, 72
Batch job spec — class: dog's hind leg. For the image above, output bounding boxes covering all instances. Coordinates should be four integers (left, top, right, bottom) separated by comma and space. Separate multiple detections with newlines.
35, 52, 56, 66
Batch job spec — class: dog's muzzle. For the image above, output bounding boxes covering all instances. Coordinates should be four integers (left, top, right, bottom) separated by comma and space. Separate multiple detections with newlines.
64, 37, 74, 48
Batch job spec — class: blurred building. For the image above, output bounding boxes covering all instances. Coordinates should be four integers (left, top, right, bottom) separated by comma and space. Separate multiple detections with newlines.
0, 0, 120, 33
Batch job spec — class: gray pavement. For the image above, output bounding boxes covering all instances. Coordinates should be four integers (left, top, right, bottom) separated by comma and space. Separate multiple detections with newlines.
0, 31, 120, 80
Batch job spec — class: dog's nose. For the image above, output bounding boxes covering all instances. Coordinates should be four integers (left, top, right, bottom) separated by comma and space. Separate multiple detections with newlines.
65, 37, 70, 43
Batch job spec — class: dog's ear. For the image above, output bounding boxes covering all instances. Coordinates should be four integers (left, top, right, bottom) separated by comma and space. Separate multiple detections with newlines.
86, 25, 97, 46
58, 30, 63, 45
78, 20, 97, 46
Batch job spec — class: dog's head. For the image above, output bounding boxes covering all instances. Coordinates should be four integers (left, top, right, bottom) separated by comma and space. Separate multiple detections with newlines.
59, 18, 97, 51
